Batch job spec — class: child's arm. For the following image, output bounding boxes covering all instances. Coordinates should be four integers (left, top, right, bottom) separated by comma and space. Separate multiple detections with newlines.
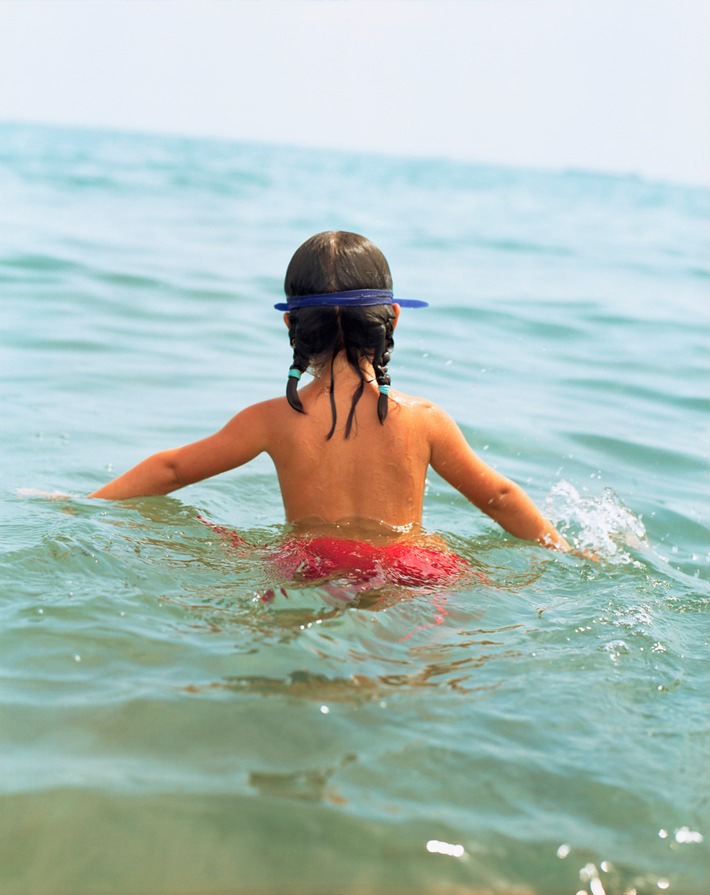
428, 406, 570, 551
89, 403, 270, 500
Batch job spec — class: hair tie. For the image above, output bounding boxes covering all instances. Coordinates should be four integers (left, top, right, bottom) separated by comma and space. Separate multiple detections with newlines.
378, 384, 390, 396
288, 368, 302, 380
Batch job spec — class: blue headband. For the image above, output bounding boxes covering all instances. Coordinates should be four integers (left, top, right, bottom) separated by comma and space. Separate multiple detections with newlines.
274, 288, 428, 311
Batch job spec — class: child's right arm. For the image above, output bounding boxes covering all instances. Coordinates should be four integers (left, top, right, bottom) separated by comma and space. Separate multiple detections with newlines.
89, 402, 271, 500
427, 405, 570, 551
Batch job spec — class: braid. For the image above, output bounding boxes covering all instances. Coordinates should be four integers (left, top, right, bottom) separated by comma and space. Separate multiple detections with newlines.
373, 317, 395, 425
285, 317, 309, 414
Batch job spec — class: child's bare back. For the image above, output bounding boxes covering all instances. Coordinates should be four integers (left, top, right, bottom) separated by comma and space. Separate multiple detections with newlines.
251, 365, 432, 526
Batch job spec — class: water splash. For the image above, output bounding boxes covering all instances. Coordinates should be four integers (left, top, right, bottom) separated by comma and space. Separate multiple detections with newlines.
545, 481, 648, 564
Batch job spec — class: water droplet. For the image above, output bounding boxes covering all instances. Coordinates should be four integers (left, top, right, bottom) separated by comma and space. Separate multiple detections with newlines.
426, 839, 465, 858
580, 862, 597, 882
651, 642, 666, 653
675, 826, 703, 844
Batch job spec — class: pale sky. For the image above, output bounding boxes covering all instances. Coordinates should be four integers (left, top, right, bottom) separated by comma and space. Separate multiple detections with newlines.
1, 0, 709, 186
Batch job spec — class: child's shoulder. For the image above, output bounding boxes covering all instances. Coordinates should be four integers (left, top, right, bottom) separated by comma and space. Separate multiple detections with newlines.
221, 395, 292, 432
394, 389, 469, 449
392, 388, 447, 416
391, 389, 457, 434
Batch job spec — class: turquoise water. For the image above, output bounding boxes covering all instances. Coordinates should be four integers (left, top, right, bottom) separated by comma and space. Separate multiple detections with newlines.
1, 122, 709, 895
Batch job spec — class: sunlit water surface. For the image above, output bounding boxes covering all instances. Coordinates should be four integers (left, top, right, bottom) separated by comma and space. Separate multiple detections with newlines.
1, 123, 709, 895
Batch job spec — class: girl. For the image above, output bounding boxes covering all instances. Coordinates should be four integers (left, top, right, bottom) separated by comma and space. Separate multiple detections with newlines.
90, 231, 571, 585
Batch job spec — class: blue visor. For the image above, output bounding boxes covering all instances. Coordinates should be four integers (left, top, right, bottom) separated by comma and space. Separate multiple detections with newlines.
274, 288, 428, 311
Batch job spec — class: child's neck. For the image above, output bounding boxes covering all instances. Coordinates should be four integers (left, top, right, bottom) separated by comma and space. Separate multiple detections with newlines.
323, 350, 376, 383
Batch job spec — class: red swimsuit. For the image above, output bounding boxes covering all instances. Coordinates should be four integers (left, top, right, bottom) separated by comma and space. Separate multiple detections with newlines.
202, 519, 471, 588
274, 535, 469, 587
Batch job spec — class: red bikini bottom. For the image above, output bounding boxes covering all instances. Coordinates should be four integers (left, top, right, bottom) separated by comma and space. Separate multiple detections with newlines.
202, 520, 471, 589
274, 535, 469, 587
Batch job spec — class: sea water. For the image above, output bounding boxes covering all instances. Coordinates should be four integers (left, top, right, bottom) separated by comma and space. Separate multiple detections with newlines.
1, 122, 708, 895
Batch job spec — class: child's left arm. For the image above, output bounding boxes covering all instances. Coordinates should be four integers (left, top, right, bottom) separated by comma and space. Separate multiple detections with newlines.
89, 403, 270, 500
428, 406, 570, 551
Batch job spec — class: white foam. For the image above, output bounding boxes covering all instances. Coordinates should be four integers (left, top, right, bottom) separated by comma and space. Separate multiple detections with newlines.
545, 481, 648, 564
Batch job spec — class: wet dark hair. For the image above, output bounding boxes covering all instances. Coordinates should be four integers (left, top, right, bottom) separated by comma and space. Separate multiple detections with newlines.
284, 231, 396, 439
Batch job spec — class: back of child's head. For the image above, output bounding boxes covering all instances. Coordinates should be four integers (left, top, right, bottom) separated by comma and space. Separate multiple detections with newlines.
283, 231, 396, 439
285, 230, 392, 295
